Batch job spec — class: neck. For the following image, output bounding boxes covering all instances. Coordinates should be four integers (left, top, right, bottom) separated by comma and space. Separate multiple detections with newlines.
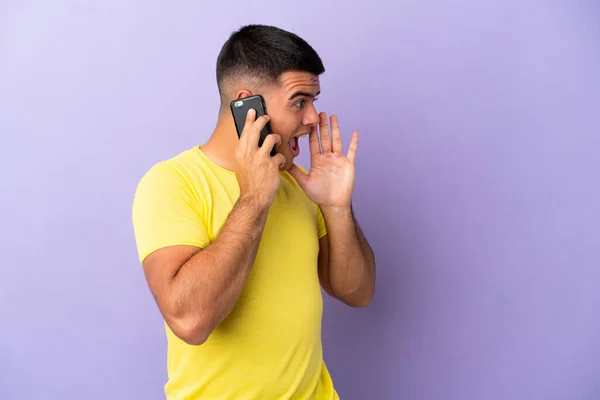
200, 108, 239, 172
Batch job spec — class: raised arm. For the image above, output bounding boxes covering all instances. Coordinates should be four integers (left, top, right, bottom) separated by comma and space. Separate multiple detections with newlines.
317, 207, 375, 307
133, 110, 285, 345
289, 112, 376, 307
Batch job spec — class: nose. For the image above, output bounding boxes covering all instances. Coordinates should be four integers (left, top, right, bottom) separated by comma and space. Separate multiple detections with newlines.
303, 103, 319, 127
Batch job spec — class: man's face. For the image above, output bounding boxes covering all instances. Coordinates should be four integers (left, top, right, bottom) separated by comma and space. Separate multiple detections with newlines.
262, 71, 321, 171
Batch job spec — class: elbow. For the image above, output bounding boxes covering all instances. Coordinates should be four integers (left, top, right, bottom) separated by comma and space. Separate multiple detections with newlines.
336, 265, 376, 308
342, 275, 376, 308
166, 311, 215, 346
346, 289, 374, 308
175, 324, 211, 346
354, 262, 376, 307
334, 283, 375, 308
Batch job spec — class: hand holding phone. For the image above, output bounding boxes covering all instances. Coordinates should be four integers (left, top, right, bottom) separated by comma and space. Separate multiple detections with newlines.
232, 106, 286, 208
230, 95, 277, 157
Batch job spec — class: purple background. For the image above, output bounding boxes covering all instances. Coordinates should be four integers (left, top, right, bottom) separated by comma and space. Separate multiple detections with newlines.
1, 1, 600, 399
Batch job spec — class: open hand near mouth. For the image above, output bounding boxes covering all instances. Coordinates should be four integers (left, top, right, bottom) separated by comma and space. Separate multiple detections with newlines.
289, 112, 358, 211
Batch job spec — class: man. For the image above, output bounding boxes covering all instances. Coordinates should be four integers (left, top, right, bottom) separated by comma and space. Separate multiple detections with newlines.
132, 24, 375, 399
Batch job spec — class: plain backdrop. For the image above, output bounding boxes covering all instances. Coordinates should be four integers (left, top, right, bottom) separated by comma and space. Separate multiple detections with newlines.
1, 1, 599, 399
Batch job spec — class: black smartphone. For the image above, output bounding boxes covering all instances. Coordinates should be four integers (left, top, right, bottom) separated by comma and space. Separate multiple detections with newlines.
230, 95, 276, 157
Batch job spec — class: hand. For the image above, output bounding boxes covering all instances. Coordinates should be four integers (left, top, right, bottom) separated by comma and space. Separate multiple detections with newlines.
289, 112, 358, 211
234, 109, 287, 208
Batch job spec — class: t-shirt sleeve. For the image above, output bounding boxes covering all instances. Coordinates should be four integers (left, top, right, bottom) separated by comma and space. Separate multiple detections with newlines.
131, 162, 210, 264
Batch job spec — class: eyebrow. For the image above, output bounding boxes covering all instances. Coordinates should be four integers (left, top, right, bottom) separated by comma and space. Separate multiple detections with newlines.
288, 90, 321, 100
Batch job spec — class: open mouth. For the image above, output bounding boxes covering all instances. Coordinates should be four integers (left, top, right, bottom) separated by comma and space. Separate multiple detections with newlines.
288, 136, 299, 155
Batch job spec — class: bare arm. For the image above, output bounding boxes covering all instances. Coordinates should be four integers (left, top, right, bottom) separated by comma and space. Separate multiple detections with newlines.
142, 195, 269, 345
138, 109, 285, 345
288, 112, 375, 307
317, 206, 376, 307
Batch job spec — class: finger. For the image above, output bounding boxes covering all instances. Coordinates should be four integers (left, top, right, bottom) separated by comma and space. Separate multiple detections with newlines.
319, 112, 332, 153
246, 115, 270, 147
239, 108, 256, 145
272, 153, 286, 168
308, 125, 321, 157
260, 134, 281, 156
346, 131, 358, 162
330, 115, 343, 153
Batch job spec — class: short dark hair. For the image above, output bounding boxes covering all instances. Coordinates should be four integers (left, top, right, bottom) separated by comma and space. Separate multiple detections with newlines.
216, 24, 325, 98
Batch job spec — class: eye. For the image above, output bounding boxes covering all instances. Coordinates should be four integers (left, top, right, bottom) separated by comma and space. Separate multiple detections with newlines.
293, 97, 318, 109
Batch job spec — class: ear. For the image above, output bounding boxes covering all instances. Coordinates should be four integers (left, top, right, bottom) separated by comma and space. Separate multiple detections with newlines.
235, 89, 253, 100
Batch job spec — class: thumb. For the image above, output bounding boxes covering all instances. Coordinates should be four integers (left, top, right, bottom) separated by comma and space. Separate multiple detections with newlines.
288, 164, 309, 187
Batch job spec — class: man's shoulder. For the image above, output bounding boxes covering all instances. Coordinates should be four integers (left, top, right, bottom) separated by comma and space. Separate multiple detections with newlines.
153, 147, 203, 174
134, 147, 206, 202
137, 147, 204, 183
131, 148, 213, 263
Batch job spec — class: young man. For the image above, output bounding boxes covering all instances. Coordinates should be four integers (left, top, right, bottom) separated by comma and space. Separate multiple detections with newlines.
132, 24, 375, 399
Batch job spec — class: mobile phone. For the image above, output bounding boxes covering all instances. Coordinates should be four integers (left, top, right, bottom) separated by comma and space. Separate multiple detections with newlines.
230, 95, 277, 157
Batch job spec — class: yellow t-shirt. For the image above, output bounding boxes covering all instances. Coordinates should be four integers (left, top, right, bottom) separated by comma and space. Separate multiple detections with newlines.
131, 147, 338, 400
